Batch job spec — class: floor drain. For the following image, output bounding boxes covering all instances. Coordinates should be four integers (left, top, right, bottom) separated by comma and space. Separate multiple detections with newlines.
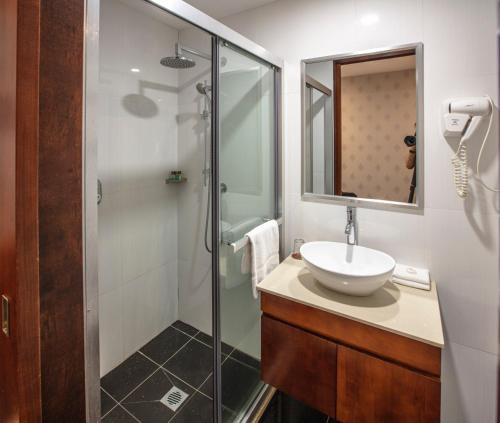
161, 387, 189, 412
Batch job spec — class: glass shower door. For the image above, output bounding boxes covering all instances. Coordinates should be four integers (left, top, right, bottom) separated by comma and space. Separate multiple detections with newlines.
217, 41, 276, 420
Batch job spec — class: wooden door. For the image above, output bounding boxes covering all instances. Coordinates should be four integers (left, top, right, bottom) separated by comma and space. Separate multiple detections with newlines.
337, 345, 440, 423
0, 0, 42, 421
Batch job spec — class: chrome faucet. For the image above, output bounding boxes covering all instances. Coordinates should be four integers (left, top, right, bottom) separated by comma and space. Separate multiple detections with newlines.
345, 206, 358, 245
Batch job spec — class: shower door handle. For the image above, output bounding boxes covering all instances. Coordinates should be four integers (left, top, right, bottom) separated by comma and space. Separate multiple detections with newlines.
97, 179, 103, 205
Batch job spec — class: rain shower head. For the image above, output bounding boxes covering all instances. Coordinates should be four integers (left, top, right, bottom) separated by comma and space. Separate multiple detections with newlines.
160, 55, 195, 69
161, 43, 210, 69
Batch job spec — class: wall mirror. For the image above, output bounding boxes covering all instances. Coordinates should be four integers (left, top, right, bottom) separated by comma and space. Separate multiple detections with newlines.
301, 43, 423, 210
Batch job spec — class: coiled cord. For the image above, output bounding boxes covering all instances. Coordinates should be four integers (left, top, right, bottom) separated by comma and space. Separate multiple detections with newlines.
451, 140, 468, 198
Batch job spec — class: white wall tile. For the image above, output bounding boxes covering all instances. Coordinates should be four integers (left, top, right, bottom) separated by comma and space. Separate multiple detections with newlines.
441, 341, 498, 422
121, 264, 177, 356
426, 208, 499, 354
98, 191, 123, 296
178, 258, 212, 335
99, 288, 124, 376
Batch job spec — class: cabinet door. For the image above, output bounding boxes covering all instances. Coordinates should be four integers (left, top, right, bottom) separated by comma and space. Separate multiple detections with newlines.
261, 315, 337, 417
337, 345, 440, 423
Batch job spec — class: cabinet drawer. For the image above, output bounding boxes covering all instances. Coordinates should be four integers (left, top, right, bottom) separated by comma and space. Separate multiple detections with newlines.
261, 315, 336, 417
337, 345, 440, 423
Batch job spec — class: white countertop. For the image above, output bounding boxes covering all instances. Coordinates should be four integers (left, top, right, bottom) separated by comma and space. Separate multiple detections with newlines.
258, 256, 444, 348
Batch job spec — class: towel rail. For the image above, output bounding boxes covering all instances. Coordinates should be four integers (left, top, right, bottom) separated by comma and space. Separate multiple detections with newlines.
223, 217, 283, 254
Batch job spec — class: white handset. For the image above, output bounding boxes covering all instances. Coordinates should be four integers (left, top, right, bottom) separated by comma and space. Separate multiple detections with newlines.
442, 96, 497, 198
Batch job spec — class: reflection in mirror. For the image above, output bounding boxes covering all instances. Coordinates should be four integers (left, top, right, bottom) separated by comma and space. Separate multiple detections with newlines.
302, 45, 422, 207
305, 61, 333, 195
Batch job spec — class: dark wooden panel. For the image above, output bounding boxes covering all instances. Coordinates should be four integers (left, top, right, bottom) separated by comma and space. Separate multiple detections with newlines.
261, 315, 337, 417
337, 345, 440, 423
15, 0, 42, 421
38, 0, 86, 420
1, 0, 41, 421
261, 292, 441, 377
0, 1, 20, 420
336, 49, 415, 65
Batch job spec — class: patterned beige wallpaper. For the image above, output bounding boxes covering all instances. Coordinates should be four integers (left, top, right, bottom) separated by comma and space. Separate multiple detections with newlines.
341, 69, 416, 203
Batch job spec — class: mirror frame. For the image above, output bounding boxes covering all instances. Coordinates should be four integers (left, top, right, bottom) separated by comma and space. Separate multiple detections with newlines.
300, 42, 424, 212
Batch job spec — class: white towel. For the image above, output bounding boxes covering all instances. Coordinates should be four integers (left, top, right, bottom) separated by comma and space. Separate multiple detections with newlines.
392, 263, 430, 291
241, 220, 279, 299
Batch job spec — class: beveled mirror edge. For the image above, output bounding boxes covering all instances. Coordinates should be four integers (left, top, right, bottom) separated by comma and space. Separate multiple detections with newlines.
300, 42, 424, 213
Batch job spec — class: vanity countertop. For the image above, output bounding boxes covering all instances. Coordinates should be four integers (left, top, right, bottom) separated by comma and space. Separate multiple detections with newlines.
258, 256, 444, 348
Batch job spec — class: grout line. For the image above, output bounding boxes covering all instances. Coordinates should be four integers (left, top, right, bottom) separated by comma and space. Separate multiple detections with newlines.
166, 391, 194, 423
119, 366, 162, 406
224, 354, 260, 372
138, 350, 163, 367
171, 323, 200, 339
101, 403, 119, 420
161, 367, 210, 397
161, 337, 194, 366
118, 404, 142, 423
100, 387, 121, 419
101, 386, 121, 405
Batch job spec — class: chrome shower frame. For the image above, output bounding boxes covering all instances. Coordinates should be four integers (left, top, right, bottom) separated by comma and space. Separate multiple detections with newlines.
177, 42, 211, 61
83, 0, 284, 422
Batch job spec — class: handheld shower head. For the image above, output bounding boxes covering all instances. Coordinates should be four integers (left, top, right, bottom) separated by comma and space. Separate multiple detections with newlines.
196, 82, 212, 95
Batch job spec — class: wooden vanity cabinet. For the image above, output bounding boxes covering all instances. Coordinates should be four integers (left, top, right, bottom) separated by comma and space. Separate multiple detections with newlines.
261, 315, 337, 416
337, 346, 441, 422
260, 292, 442, 422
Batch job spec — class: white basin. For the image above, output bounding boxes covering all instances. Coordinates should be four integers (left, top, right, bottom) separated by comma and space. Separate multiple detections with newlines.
300, 241, 395, 296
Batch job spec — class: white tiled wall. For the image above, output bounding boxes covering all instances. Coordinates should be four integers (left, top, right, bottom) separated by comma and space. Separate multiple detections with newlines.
98, 0, 180, 376
221, 0, 499, 420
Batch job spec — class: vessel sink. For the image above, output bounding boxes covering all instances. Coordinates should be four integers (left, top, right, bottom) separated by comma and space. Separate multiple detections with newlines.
300, 241, 395, 296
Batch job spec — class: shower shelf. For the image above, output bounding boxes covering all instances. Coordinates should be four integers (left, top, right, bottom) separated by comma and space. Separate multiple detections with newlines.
165, 177, 188, 184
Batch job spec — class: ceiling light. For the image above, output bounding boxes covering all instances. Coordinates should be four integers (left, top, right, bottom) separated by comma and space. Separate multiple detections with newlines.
130, 68, 141, 73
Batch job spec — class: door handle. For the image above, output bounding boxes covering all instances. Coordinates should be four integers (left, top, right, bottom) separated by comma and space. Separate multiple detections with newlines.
2, 295, 10, 337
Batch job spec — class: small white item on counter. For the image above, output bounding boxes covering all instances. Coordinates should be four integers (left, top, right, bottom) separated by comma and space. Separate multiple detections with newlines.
241, 220, 280, 299
392, 263, 431, 291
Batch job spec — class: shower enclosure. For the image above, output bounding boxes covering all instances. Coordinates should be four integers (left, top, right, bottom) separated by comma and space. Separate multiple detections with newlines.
84, 0, 282, 421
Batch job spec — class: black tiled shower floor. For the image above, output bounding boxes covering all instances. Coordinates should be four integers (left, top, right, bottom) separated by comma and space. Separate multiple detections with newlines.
259, 391, 332, 423
100, 320, 260, 422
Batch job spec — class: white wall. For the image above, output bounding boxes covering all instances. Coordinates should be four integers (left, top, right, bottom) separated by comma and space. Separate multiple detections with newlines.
98, 0, 180, 376
222, 0, 499, 421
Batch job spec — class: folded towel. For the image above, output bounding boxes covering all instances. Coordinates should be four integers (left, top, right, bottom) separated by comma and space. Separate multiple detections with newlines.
392, 264, 430, 291
241, 220, 279, 299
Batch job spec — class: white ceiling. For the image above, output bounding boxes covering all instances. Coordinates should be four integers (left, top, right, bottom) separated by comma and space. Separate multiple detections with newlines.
184, 0, 277, 19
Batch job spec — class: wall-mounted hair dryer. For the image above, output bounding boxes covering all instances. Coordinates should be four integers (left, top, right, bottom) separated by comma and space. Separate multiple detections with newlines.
441, 96, 496, 198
